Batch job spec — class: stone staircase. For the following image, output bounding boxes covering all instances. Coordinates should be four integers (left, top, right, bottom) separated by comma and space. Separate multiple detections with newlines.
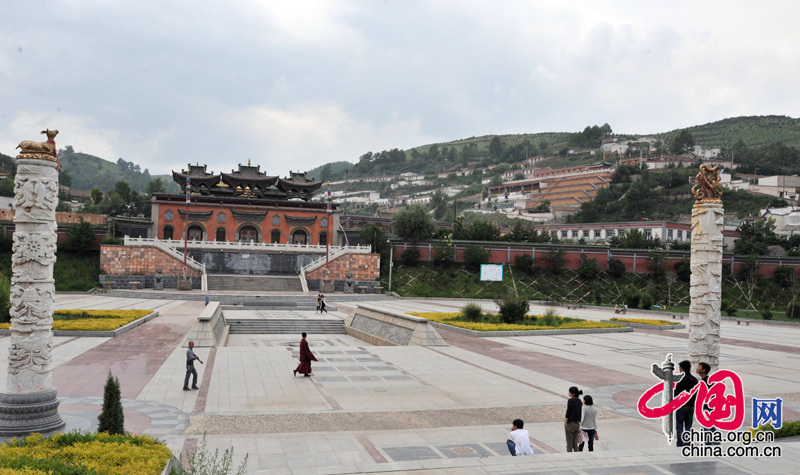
206, 275, 303, 292
226, 318, 346, 334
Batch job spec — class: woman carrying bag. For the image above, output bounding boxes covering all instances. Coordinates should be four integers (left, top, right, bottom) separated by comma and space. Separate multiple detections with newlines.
579, 394, 598, 452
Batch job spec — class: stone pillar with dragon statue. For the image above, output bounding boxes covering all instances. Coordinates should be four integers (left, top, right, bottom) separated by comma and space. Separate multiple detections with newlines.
0, 129, 65, 435
688, 164, 724, 372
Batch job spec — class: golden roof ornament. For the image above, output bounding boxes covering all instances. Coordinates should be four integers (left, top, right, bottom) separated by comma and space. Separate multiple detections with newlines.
16, 129, 59, 163
692, 164, 723, 203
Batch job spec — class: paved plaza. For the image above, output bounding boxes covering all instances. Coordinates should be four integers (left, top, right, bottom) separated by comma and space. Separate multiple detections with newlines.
2, 293, 799, 474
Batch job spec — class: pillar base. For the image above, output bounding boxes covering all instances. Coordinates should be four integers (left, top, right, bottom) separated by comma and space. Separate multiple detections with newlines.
0, 389, 65, 436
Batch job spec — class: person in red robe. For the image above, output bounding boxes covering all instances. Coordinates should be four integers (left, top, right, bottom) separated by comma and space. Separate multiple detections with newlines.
293, 332, 317, 377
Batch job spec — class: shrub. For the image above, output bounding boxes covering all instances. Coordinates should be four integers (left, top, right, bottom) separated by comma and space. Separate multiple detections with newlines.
432, 242, 453, 268
541, 307, 558, 326
761, 308, 773, 320
66, 217, 95, 254
514, 254, 534, 274
640, 293, 653, 310
623, 289, 641, 309
674, 259, 691, 283
787, 300, 800, 319
577, 253, 601, 280
726, 307, 738, 317
101, 236, 124, 245
753, 420, 800, 439
0, 273, 10, 324
607, 258, 626, 278
496, 295, 530, 324
97, 372, 124, 435
464, 246, 490, 270
173, 434, 248, 475
720, 300, 729, 312
773, 266, 795, 288
400, 247, 420, 266
461, 302, 483, 322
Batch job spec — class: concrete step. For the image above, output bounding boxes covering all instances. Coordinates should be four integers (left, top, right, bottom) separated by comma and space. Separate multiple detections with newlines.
226, 319, 346, 334
206, 275, 303, 292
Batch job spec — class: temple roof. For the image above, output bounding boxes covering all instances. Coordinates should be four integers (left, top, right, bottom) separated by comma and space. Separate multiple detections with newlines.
220, 163, 278, 190
276, 171, 323, 194
173, 164, 221, 191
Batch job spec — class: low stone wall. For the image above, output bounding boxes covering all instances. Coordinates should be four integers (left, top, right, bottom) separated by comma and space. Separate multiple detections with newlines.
183, 302, 228, 347
430, 321, 634, 337
307, 279, 381, 293
600, 320, 685, 330
306, 254, 380, 282
99, 274, 202, 290
101, 245, 202, 277
344, 304, 446, 346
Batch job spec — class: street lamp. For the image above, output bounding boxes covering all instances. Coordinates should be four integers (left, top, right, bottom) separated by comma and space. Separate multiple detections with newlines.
387, 239, 393, 293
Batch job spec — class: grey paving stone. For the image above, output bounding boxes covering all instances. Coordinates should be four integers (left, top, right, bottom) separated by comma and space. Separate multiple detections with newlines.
583, 465, 665, 475
355, 357, 382, 362
367, 366, 398, 371
436, 443, 493, 458
313, 376, 349, 382
483, 441, 511, 455
380, 375, 413, 381
658, 461, 747, 475
382, 445, 440, 462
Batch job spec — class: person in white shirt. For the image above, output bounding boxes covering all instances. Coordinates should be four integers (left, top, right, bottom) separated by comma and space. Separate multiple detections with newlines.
507, 418, 534, 456
579, 395, 598, 452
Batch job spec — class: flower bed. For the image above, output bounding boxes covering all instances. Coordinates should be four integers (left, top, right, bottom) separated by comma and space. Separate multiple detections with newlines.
610, 317, 680, 326
409, 312, 625, 332
0, 432, 172, 474
0, 309, 152, 331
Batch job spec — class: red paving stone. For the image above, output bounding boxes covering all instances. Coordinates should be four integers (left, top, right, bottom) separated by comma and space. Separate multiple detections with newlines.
438, 327, 651, 388
53, 301, 202, 398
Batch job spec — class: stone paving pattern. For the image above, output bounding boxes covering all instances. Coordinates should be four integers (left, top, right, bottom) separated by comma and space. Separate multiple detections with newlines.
1, 295, 799, 474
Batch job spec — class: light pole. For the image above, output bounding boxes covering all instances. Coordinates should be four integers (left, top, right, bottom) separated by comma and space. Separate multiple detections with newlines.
182, 177, 191, 280
387, 239, 393, 293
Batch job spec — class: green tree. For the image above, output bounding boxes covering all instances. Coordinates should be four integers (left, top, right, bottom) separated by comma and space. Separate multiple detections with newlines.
610, 229, 662, 249
319, 163, 332, 182
607, 258, 626, 278
734, 218, 777, 256
541, 248, 566, 274
392, 204, 435, 242
647, 249, 668, 278
464, 245, 490, 270
671, 130, 696, 155
429, 189, 449, 221
66, 217, 95, 254
466, 220, 501, 241
489, 136, 504, 160
97, 372, 125, 435
90, 187, 104, 205
146, 177, 166, 195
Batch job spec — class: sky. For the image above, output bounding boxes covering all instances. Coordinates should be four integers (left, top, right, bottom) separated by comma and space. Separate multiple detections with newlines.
1, 0, 799, 176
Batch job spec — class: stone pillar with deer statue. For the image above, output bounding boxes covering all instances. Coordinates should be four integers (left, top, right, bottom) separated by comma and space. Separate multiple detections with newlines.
688, 164, 724, 372
0, 129, 65, 435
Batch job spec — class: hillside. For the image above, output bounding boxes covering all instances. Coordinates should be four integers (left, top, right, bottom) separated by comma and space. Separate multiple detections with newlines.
58, 148, 178, 193
654, 115, 800, 148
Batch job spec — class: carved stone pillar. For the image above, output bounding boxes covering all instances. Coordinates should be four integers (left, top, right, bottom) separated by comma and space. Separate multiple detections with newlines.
0, 131, 65, 435
688, 165, 724, 372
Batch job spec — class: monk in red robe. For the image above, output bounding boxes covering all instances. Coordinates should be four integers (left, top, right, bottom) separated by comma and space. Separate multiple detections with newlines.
293, 332, 317, 377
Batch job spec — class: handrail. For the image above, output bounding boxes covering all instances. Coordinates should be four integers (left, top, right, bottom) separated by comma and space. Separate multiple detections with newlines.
123, 236, 205, 272
123, 237, 349, 254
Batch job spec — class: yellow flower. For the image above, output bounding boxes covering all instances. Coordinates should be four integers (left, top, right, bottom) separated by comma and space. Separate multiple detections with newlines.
610, 317, 679, 326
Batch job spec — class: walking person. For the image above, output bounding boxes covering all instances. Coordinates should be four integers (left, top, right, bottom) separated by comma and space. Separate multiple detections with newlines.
506, 419, 534, 456
697, 362, 719, 445
183, 341, 203, 391
293, 332, 318, 377
675, 360, 698, 447
578, 395, 598, 452
564, 386, 583, 452
319, 294, 328, 313
316, 294, 322, 313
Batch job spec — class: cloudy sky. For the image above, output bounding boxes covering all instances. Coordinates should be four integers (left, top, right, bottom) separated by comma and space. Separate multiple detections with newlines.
1, 1, 798, 176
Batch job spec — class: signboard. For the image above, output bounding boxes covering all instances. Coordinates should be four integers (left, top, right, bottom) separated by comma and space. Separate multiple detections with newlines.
480, 264, 503, 281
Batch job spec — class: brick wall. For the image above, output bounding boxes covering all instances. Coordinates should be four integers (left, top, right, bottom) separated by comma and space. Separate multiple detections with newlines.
101, 245, 202, 277
307, 254, 380, 281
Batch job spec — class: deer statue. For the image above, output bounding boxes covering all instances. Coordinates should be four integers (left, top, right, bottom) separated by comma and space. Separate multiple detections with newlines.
17, 129, 59, 157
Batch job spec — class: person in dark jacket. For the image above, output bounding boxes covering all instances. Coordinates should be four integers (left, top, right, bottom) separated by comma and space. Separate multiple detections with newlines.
674, 360, 698, 446
564, 386, 583, 452
293, 332, 318, 377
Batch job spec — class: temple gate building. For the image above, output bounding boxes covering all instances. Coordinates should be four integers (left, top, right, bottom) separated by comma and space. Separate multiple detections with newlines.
151, 163, 338, 245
